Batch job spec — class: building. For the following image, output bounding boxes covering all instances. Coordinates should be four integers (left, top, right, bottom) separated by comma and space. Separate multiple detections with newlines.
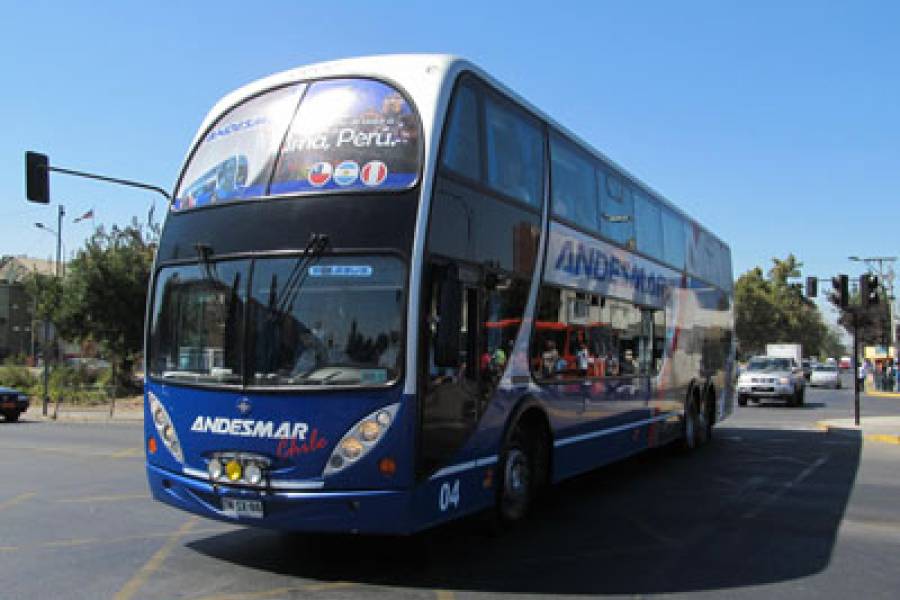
0, 256, 56, 360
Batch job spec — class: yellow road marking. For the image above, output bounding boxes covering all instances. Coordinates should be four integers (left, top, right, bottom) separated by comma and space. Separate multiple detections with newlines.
0, 492, 35, 512
113, 516, 199, 600
191, 581, 355, 600
865, 434, 900, 445
0, 444, 142, 460
45, 538, 98, 548
0, 525, 233, 554
56, 493, 148, 504
111, 448, 144, 458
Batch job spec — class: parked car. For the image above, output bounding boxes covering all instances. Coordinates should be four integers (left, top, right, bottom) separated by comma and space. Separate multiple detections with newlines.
736, 356, 806, 407
810, 364, 841, 389
0, 386, 29, 422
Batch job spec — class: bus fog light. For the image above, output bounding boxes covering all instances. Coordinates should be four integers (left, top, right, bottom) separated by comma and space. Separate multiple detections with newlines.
341, 438, 364, 460
245, 463, 263, 485
359, 420, 380, 442
208, 459, 223, 480
225, 459, 242, 481
329, 455, 344, 469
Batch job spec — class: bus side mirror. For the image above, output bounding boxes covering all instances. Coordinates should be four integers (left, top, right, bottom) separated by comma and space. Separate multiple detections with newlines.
26, 151, 50, 203
434, 265, 461, 368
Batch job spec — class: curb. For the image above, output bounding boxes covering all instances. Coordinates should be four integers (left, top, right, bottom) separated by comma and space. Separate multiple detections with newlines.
816, 421, 900, 445
865, 390, 900, 399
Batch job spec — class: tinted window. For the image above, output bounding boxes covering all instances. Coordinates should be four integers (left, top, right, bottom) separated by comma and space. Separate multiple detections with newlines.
531, 285, 664, 379
248, 255, 405, 386
174, 86, 304, 210
551, 134, 598, 228
149, 261, 249, 384
661, 208, 686, 269
634, 190, 663, 260
440, 84, 481, 180
599, 168, 634, 248
484, 96, 544, 207
271, 79, 420, 194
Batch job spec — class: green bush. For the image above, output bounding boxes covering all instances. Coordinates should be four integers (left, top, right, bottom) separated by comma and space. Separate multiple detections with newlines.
47, 366, 111, 405
0, 364, 38, 390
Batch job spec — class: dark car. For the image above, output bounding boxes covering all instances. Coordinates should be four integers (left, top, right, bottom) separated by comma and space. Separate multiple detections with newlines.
0, 386, 29, 422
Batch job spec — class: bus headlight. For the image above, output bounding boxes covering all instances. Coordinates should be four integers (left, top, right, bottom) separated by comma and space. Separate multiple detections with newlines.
323, 403, 399, 477
147, 392, 183, 463
208, 458, 223, 480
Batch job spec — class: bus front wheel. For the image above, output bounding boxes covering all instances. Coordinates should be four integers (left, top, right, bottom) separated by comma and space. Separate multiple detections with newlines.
497, 423, 540, 524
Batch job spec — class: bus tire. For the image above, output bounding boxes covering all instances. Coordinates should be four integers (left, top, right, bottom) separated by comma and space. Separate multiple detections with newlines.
3, 411, 19, 423
681, 388, 702, 451
497, 422, 540, 524
738, 394, 748, 407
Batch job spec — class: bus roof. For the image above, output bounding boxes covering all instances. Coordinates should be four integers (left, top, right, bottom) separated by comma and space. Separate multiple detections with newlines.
186, 53, 730, 258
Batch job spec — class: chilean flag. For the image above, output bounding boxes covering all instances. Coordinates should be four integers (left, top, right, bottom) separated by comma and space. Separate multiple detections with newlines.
307, 162, 333, 187
361, 161, 388, 186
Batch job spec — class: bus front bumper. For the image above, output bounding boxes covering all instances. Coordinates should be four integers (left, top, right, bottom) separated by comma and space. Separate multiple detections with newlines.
147, 463, 413, 535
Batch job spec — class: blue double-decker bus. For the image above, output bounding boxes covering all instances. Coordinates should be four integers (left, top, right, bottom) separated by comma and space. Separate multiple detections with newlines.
145, 54, 734, 534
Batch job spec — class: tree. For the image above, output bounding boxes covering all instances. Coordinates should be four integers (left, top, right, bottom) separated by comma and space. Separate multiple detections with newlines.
734, 254, 828, 359
819, 326, 847, 360
836, 288, 891, 348
53, 219, 157, 388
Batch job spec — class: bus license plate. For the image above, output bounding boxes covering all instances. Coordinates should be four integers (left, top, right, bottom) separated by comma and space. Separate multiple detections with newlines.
222, 497, 264, 518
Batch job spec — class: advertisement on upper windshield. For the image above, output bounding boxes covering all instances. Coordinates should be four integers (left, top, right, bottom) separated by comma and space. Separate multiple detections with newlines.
172, 79, 420, 211
270, 78, 420, 194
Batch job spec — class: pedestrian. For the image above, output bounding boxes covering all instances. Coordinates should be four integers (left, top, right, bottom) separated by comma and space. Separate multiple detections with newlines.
576, 343, 590, 378
857, 361, 867, 391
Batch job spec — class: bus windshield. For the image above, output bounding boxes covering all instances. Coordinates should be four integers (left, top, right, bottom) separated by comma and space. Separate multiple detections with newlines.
148, 255, 405, 387
173, 78, 421, 210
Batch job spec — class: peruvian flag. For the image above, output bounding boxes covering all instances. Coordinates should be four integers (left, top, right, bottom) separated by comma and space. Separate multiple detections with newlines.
361, 161, 388, 186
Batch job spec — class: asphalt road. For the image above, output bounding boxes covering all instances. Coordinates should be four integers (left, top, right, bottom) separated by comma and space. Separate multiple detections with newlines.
1, 378, 899, 599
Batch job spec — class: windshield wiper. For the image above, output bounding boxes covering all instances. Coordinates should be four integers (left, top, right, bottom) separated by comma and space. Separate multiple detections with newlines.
274, 233, 329, 316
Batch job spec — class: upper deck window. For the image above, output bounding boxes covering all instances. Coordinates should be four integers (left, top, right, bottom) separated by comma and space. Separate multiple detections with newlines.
173, 79, 421, 211
484, 96, 544, 207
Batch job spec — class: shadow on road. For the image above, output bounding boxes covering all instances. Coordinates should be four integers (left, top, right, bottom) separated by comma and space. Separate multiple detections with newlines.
187, 427, 860, 595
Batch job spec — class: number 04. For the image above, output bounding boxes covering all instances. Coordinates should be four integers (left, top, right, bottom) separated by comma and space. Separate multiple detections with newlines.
438, 480, 460, 511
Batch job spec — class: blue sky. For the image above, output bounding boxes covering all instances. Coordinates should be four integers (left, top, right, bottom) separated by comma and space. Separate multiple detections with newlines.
2, 1, 897, 324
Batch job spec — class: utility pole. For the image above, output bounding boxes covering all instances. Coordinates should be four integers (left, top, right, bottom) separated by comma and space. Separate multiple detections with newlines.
34, 206, 64, 416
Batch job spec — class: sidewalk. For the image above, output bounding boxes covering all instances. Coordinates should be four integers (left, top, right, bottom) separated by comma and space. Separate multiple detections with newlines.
817, 415, 900, 445
24, 396, 144, 423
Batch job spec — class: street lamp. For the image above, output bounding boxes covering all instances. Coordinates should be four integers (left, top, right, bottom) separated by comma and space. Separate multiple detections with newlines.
33, 205, 64, 416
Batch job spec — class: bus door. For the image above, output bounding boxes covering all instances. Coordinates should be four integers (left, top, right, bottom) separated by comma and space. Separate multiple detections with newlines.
419, 262, 486, 476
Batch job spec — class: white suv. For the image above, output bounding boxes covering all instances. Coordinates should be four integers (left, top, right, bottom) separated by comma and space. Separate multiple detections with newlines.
737, 356, 805, 407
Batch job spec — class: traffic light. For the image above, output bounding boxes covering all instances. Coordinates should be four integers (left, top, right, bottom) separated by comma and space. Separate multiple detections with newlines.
860, 274, 879, 306
806, 276, 817, 298
829, 274, 848, 308
25, 151, 50, 203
